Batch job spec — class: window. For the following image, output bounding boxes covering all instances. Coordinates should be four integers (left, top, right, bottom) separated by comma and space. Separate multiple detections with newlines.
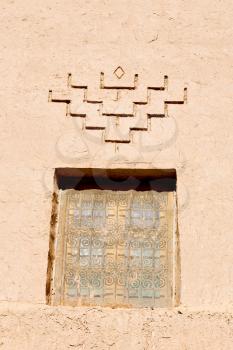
49, 169, 177, 308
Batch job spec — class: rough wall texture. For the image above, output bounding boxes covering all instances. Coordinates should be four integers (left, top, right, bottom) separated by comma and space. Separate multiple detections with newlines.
0, 0, 233, 348
1, 303, 233, 350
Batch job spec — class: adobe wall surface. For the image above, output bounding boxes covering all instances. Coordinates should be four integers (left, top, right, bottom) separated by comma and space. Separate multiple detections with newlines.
1, 302, 233, 350
0, 0, 233, 348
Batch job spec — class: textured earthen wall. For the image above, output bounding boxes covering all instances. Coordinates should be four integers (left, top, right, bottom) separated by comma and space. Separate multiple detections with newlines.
1, 302, 233, 350
0, 0, 233, 348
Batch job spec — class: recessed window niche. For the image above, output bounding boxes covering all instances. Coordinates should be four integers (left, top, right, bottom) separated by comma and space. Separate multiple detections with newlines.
46, 168, 179, 308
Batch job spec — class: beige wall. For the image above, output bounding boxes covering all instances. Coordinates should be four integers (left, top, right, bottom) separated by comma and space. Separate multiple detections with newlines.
0, 0, 233, 348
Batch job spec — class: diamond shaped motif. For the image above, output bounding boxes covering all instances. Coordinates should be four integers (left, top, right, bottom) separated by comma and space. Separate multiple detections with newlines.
114, 66, 125, 79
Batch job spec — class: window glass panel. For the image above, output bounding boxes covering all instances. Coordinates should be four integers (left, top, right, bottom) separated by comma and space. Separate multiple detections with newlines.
53, 189, 176, 308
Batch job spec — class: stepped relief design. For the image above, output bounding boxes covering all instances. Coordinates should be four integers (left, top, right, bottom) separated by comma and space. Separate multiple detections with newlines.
49, 67, 187, 144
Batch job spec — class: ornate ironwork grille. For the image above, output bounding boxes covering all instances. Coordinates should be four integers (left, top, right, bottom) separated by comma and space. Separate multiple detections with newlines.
52, 189, 176, 308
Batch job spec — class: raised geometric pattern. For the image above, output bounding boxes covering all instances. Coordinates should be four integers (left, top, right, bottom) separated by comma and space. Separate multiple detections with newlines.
49, 67, 187, 143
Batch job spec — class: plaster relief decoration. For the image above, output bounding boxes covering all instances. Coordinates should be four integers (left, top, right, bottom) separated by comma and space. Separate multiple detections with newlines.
49, 67, 187, 144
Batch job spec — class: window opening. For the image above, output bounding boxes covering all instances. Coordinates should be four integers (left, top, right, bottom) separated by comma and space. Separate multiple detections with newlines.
50, 178, 177, 308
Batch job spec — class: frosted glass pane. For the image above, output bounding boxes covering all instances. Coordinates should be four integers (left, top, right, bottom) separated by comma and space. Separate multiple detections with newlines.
53, 189, 175, 308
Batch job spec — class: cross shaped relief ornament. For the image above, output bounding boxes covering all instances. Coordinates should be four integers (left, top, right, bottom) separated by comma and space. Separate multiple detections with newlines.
49, 67, 187, 144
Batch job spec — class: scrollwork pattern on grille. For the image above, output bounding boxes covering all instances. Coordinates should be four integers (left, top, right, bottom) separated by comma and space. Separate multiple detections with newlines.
54, 189, 175, 307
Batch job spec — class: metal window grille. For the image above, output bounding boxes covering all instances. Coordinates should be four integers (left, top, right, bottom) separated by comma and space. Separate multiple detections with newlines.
52, 189, 176, 308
